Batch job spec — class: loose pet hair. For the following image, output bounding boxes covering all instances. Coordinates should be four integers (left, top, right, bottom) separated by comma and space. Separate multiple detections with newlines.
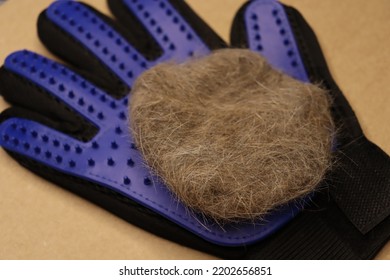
130, 49, 334, 222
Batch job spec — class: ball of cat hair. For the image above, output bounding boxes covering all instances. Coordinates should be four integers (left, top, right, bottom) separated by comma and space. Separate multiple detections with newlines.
129, 49, 334, 222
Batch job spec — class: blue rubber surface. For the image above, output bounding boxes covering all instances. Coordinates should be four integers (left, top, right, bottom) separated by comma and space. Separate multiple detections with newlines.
0, 0, 311, 246
45, 0, 210, 87
245, 0, 309, 82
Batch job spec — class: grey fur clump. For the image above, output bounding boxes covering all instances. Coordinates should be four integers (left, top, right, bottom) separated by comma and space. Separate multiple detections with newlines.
130, 49, 334, 222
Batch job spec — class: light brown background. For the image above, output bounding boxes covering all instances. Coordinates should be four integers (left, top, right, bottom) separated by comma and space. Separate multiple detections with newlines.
0, 0, 389, 259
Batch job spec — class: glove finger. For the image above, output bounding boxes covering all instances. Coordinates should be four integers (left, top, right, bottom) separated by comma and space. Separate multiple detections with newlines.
0, 50, 130, 139
0, 115, 88, 170
38, 1, 151, 98
108, 0, 226, 58
231, 0, 309, 82
230, 0, 363, 141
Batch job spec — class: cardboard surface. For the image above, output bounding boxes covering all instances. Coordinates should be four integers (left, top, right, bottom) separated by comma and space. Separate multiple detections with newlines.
0, 0, 389, 259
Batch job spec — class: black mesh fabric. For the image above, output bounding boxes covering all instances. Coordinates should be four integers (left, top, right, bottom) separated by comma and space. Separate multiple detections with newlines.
331, 137, 390, 234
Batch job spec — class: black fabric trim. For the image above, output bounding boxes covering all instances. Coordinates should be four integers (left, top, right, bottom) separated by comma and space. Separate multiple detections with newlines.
0, 67, 98, 142
37, 6, 129, 99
